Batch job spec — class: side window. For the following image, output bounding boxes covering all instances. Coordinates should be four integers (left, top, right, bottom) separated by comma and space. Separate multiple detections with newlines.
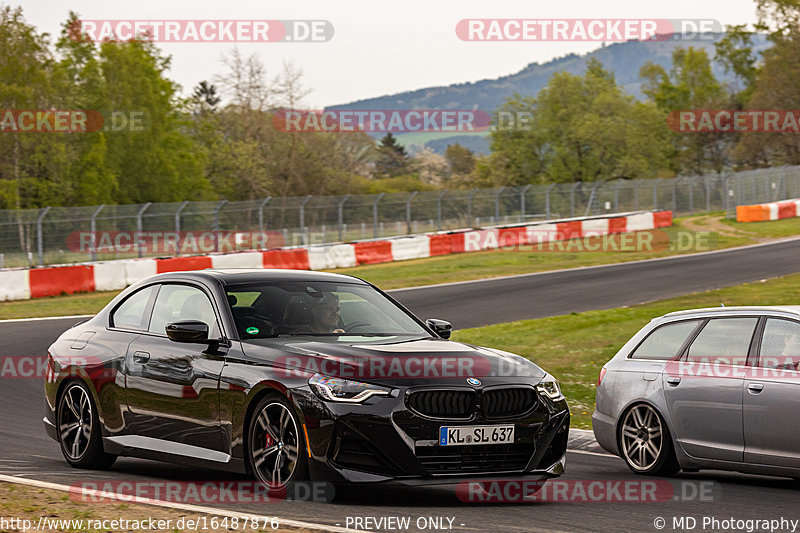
630, 320, 701, 360
148, 285, 220, 337
759, 318, 800, 371
685, 317, 758, 366
111, 286, 157, 330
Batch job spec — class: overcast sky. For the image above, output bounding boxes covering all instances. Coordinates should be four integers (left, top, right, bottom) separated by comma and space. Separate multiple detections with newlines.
20, 0, 760, 108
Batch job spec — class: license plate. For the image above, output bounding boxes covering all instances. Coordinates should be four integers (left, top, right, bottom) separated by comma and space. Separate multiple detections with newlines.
439, 425, 514, 446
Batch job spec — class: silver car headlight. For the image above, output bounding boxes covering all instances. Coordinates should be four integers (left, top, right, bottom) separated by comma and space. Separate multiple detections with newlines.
537, 375, 564, 400
308, 373, 392, 403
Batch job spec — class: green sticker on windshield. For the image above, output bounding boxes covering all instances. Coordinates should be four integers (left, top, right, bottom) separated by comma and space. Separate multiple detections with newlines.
246, 327, 259, 335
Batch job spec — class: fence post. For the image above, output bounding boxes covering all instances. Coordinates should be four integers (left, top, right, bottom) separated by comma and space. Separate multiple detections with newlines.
652, 179, 661, 210
373, 193, 384, 238
493, 187, 504, 224
705, 176, 711, 213
633, 181, 640, 211
406, 191, 418, 234
175, 201, 189, 233
212, 200, 227, 252
136, 202, 151, 258
545, 183, 556, 219
570, 183, 580, 217
467, 189, 478, 228
436, 190, 447, 231
337, 194, 350, 241
36, 206, 51, 267
689, 177, 695, 214
258, 197, 271, 234
584, 182, 601, 216
520, 184, 532, 223
299, 195, 312, 239
613, 182, 620, 211
672, 178, 679, 214
89, 205, 105, 262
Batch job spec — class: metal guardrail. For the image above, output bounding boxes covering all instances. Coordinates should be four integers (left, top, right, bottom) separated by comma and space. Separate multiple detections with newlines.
2, 166, 799, 268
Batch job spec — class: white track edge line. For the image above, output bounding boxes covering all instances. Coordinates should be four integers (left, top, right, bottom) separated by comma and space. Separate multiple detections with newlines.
0, 473, 355, 533
389, 235, 800, 293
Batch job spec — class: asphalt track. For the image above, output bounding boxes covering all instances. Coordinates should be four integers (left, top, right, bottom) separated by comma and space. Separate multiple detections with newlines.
2, 238, 800, 532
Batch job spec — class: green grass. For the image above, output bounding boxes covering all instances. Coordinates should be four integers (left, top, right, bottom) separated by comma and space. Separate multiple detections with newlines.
452, 272, 800, 430
0, 213, 796, 320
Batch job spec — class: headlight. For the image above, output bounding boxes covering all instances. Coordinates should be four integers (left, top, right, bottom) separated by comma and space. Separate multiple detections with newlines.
308, 374, 392, 403
537, 375, 564, 400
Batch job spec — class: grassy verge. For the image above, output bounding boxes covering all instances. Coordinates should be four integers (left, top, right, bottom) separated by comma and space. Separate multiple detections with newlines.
0, 482, 312, 532
0, 213, 797, 320
452, 272, 800, 430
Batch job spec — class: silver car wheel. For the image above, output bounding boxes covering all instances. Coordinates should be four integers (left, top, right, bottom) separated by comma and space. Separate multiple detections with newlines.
58, 384, 93, 461
620, 404, 663, 472
251, 402, 300, 488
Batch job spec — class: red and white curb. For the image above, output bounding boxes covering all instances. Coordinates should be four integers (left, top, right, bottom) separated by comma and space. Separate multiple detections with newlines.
0, 210, 672, 302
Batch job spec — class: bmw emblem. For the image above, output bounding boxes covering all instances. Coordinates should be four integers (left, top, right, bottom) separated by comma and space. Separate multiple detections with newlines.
466, 377, 481, 387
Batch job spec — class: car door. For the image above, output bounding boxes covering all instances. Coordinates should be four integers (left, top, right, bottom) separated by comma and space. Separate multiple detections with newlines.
124, 283, 228, 455
662, 317, 758, 462
744, 317, 800, 468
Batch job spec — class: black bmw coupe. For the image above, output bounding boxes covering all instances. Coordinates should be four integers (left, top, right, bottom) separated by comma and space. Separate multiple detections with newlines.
43, 269, 569, 489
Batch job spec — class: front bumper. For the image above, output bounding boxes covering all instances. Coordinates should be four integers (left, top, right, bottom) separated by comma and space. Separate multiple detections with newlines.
300, 386, 570, 484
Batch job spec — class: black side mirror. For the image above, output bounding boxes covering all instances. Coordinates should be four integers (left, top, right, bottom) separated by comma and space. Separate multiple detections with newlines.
165, 320, 209, 343
426, 319, 452, 339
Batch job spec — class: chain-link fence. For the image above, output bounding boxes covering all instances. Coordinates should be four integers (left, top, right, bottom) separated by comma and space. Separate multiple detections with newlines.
2, 165, 799, 268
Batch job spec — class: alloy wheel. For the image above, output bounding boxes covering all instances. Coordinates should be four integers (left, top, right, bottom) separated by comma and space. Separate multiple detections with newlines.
620, 404, 664, 472
251, 402, 300, 488
59, 384, 93, 461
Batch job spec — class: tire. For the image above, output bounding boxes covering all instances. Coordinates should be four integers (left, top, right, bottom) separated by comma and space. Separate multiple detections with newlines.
247, 395, 308, 492
57, 381, 117, 469
618, 403, 679, 476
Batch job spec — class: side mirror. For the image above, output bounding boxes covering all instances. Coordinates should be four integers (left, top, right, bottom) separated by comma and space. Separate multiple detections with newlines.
426, 319, 452, 339
165, 320, 209, 343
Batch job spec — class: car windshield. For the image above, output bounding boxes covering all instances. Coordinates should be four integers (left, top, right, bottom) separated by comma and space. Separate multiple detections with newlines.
225, 280, 430, 341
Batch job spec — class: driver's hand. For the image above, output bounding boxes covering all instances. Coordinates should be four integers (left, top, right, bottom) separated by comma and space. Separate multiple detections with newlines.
332, 328, 345, 334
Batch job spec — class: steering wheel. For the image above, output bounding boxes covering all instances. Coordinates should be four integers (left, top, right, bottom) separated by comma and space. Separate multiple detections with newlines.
238, 313, 276, 336
342, 321, 373, 333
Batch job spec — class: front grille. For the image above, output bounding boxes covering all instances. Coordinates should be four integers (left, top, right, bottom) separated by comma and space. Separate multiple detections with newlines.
483, 388, 537, 418
408, 390, 475, 419
415, 443, 534, 474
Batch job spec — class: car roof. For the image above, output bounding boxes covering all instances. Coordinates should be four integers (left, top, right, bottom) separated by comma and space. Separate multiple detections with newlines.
147, 268, 368, 286
663, 306, 800, 319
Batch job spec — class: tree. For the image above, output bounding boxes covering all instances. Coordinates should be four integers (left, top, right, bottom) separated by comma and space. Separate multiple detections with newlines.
192, 81, 220, 114
444, 143, 476, 176
375, 133, 410, 177
487, 59, 671, 186
640, 47, 731, 174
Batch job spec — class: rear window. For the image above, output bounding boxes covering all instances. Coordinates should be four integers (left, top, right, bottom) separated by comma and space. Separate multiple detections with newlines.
685, 317, 758, 366
629, 320, 701, 360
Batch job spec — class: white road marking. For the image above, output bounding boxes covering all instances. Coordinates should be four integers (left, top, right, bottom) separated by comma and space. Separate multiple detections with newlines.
0, 473, 361, 533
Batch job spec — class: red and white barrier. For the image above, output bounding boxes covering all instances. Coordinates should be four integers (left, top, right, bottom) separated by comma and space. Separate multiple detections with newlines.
737, 198, 800, 222
1, 210, 672, 302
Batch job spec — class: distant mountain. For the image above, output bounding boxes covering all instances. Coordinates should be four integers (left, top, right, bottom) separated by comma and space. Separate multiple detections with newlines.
328, 33, 770, 155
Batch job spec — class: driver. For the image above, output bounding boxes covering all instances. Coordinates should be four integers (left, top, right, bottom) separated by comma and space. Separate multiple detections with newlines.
310, 293, 345, 334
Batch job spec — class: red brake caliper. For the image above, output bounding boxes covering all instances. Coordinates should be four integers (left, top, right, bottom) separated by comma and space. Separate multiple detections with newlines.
265, 433, 275, 448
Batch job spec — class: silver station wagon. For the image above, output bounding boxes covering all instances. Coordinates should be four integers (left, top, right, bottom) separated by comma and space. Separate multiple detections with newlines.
593, 306, 800, 479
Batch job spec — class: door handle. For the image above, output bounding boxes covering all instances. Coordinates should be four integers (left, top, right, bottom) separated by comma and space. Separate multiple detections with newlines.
666, 377, 681, 386
133, 351, 150, 363
747, 383, 764, 393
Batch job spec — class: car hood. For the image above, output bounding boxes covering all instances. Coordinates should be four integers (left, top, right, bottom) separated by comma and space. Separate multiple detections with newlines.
240, 336, 546, 386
